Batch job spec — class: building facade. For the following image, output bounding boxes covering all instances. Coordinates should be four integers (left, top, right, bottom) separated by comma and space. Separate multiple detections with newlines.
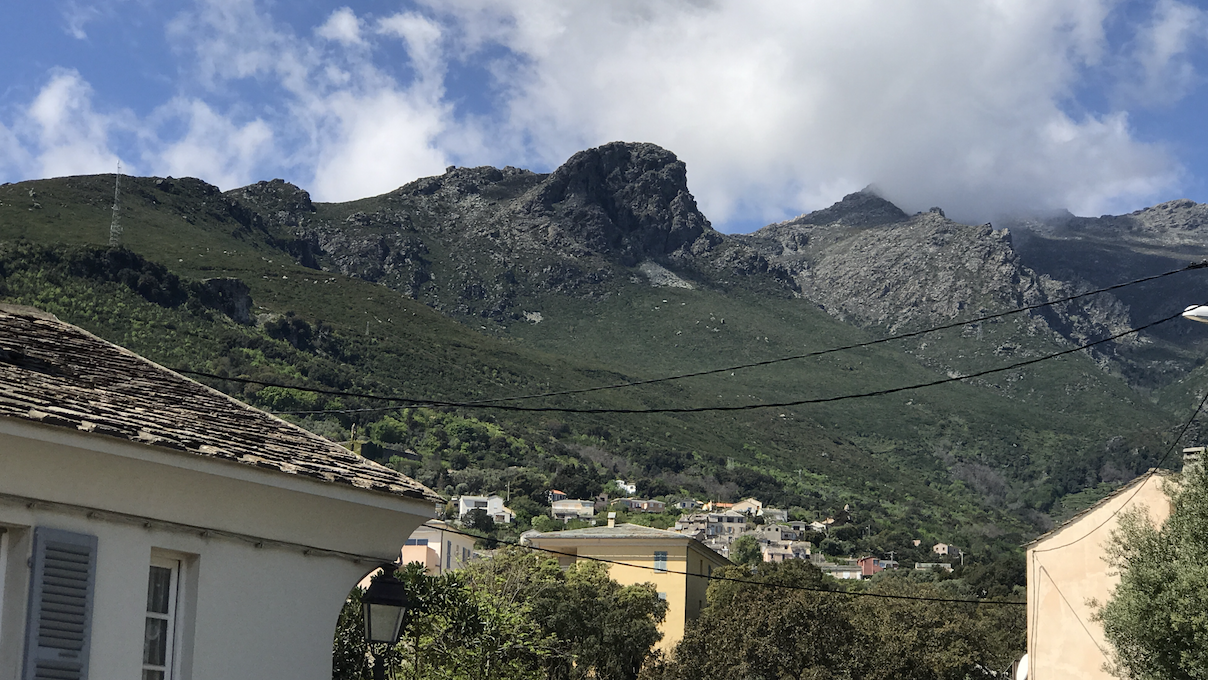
0, 305, 440, 680
524, 523, 731, 651
1025, 471, 1174, 680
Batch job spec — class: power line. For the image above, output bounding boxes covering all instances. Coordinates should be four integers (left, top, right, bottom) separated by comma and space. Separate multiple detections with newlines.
179, 306, 1187, 415
444, 260, 1208, 406
433, 524, 1025, 607
1030, 383, 1208, 554
174, 261, 1206, 413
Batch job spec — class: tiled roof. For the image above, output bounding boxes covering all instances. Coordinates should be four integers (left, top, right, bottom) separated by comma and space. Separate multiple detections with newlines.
0, 305, 440, 503
530, 523, 692, 541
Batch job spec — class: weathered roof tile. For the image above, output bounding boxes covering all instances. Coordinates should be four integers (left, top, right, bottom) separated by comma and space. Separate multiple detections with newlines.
0, 305, 441, 503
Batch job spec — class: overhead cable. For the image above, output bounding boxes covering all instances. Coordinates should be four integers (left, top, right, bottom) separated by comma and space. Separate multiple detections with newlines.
181, 306, 1186, 415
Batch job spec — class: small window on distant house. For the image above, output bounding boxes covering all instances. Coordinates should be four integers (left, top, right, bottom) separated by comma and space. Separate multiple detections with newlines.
143, 557, 180, 680
446, 541, 452, 570
404, 538, 429, 546
657, 592, 667, 601
654, 551, 668, 572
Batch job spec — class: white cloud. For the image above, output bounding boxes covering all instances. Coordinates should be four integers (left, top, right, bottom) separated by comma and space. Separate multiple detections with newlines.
317, 7, 364, 46
426, 0, 1189, 226
25, 69, 125, 179
1117, 0, 1208, 106
60, 1, 104, 40
4, 0, 1206, 230
309, 89, 450, 200
147, 99, 273, 189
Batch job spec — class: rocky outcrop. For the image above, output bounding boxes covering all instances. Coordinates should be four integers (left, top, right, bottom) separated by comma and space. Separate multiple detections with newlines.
514, 142, 717, 264
195, 277, 253, 324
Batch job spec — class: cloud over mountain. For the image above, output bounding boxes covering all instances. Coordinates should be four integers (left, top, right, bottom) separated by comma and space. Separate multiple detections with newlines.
2, 0, 1207, 230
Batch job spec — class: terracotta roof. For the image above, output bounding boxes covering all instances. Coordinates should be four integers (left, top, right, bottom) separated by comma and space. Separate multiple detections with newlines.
0, 305, 440, 503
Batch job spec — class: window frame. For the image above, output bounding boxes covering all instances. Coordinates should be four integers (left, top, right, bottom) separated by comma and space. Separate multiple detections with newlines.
654, 551, 668, 573
142, 555, 181, 680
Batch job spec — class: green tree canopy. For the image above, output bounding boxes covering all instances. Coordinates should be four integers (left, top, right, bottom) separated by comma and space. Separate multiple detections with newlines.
1095, 467, 1208, 679
729, 534, 762, 566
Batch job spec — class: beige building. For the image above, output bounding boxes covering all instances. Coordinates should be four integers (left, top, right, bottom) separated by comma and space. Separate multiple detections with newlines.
1025, 470, 1176, 680
400, 519, 477, 574
524, 522, 731, 652
0, 305, 440, 680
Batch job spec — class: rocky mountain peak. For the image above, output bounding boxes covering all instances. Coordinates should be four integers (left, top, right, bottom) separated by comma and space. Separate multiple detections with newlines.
773, 189, 910, 232
520, 141, 714, 262
225, 179, 315, 229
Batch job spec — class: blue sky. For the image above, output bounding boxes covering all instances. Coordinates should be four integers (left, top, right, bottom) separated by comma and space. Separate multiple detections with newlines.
2, 0, 1208, 232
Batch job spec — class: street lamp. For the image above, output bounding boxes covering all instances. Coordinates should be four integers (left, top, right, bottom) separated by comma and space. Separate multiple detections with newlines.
362, 564, 408, 644
1182, 305, 1208, 323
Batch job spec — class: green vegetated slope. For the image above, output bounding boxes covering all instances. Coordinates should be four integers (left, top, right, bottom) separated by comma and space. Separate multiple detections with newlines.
0, 154, 1190, 554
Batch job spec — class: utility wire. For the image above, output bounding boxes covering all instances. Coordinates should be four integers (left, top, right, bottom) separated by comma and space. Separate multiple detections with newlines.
1030, 379, 1208, 554
443, 260, 1208, 406
180, 306, 1186, 415
431, 524, 1025, 607
179, 261, 1205, 414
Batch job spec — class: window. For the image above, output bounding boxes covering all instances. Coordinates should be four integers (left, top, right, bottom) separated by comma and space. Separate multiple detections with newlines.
143, 557, 180, 680
446, 541, 452, 571
657, 592, 667, 601
404, 538, 429, 546
654, 551, 668, 572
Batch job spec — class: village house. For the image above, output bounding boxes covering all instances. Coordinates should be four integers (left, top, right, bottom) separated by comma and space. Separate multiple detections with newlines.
456, 494, 515, 524
674, 499, 702, 510
932, 542, 961, 557
857, 555, 898, 578
613, 498, 666, 513
706, 511, 750, 537
550, 499, 595, 522
761, 507, 789, 523
614, 479, 637, 495
817, 561, 863, 580
1025, 465, 1181, 680
523, 519, 731, 652
547, 489, 568, 503
399, 519, 477, 575
731, 497, 763, 516
0, 305, 440, 680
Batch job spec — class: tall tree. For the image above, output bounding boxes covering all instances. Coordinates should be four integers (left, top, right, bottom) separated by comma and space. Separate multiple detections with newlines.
1095, 467, 1208, 679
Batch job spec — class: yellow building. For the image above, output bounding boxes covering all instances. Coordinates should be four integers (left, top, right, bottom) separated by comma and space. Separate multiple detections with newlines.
1025, 470, 1176, 680
525, 522, 731, 652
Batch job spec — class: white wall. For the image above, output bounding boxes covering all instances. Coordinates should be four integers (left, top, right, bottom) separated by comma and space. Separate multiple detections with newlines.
0, 421, 433, 680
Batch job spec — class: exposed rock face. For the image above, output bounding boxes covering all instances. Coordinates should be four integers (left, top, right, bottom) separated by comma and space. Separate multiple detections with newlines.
516, 142, 714, 264
223, 146, 1208, 390
227, 179, 315, 229
195, 277, 253, 324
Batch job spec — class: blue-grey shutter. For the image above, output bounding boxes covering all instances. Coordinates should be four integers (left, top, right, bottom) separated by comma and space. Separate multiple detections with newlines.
22, 528, 98, 680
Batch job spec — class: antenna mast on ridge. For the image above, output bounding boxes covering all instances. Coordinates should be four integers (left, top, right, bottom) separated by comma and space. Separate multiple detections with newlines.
108, 162, 122, 248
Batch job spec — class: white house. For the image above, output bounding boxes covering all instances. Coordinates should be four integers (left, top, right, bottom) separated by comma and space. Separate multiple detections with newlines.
0, 305, 440, 680
550, 499, 595, 521
614, 479, 637, 495
456, 495, 515, 524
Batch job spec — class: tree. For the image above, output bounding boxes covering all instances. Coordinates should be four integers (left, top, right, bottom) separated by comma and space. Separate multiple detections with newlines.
729, 535, 762, 566
1095, 467, 1208, 679
463, 507, 496, 533
661, 562, 1024, 680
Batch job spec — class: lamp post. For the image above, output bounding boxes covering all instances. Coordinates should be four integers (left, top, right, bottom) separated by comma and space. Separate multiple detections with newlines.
1182, 305, 1208, 323
362, 565, 408, 680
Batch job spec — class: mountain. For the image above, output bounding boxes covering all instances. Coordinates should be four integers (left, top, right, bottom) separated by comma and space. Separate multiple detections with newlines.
1, 141, 1204, 558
